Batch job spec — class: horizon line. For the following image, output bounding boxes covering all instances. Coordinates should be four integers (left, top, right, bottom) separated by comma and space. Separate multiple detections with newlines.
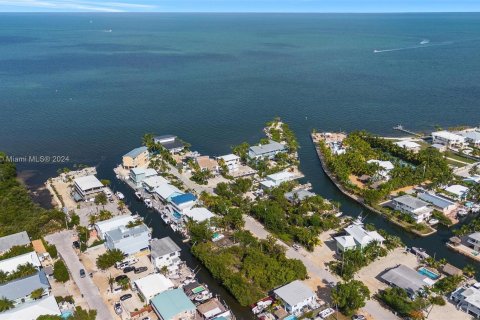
1, 11, 480, 13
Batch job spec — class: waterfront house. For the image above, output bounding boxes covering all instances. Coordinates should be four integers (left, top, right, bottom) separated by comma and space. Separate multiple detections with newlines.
260, 171, 298, 189
122, 146, 149, 169
273, 280, 317, 315
104, 224, 151, 256
142, 175, 169, 193
154, 135, 185, 154
367, 160, 394, 181
458, 129, 480, 147
73, 175, 104, 201
284, 189, 316, 204
444, 185, 470, 201
248, 140, 286, 160
392, 195, 433, 223
417, 192, 458, 215
183, 207, 215, 223
0, 231, 30, 255
151, 288, 196, 320
150, 237, 181, 272
451, 285, 480, 318
0, 270, 50, 305
0, 251, 41, 273
464, 175, 480, 184
195, 156, 219, 173
95, 215, 136, 240
467, 233, 480, 251
216, 154, 240, 172
129, 167, 158, 188
381, 265, 433, 297
196, 298, 232, 320
169, 193, 197, 214
0, 295, 61, 320
432, 131, 466, 147
334, 224, 385, 253
154, 184, 183, 202
394, 140, 421, 153
431, 143, 447, 153
134, 273, 174, 304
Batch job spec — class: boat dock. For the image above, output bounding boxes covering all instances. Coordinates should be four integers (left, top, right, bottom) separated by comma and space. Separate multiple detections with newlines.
393, 125, 426, 138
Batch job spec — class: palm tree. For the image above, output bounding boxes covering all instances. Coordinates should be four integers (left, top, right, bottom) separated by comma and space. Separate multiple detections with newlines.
0, 297, 13, 312
107, 274, 115, 291
463, 265, 476, 279
160, 266, 169, 276
88, 214, 98, 226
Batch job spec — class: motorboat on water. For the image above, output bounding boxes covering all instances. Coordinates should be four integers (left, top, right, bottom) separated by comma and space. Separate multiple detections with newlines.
335, 211, 343, 218
457, 208, 468, 217
115, 191, 125, 200
135, 191, 142, 200
420, 39, 430, 45
411, 247, 430, 259
428, 218, 439, 225
144, 198, 153, 208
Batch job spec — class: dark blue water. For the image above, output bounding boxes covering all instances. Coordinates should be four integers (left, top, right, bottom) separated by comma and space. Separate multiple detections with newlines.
2, 13, 480, 317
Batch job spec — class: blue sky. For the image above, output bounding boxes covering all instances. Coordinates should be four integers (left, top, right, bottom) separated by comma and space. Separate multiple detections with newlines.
1, 0, 479, 12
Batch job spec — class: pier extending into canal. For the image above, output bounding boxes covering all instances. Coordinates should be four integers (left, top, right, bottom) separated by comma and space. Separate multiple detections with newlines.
393, 125, 428, 138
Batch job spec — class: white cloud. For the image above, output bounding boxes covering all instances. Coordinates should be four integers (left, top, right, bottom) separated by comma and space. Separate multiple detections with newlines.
0, 0, 157, 12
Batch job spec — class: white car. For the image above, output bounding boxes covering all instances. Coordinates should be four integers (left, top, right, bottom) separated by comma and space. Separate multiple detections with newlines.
318, 307, 335, 319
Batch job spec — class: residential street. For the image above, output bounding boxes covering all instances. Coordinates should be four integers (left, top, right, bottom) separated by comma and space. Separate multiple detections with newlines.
46, 230, 112, 320
243, 215, 399, 320
167, 164, 215, 194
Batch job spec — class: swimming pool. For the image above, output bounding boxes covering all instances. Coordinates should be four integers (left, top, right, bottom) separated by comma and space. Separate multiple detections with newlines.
61, 311, 73, 319
284, 315, 297, 320
418, 267, 440, 280
173, 211, 182, 220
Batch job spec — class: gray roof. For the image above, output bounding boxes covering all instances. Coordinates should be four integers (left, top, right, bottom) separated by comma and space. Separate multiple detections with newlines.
381, 265, 429, 293
393, 195, 429, 210
124, 146, 148, 158
469, 232, 480, 242
106, 224, 149, 242
154, 134, 176, 141
417, 192, 455, 209
460, 131, 480, 142
0, 231, 30, 253
150, 237, 181, 258
0, 270, 49, 301
284, 190, 316, 202
74, 175, 103, 191
274, 280, 316, 307
249, 140, 286, 156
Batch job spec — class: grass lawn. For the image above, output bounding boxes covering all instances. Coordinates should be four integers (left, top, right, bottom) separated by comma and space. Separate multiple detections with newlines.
444, 151, 477, 164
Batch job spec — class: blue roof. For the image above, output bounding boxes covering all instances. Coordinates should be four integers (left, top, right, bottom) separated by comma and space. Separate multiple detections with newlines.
0, 270, 50, 301
418, 192, 455, 209
124, 146, 148, 158
151, 289, 195, 320
170, 193, 196, 205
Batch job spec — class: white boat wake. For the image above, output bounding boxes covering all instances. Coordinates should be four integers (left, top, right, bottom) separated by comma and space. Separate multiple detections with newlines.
373, 41, 453, 53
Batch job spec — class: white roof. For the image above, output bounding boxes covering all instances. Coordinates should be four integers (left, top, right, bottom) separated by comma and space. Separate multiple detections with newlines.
274, 280, 316, 307
142, 176, 169, 188
334, 235, 357, 248
444, 185, 469, 197
367, 160, 394, 171
0, 251, 41, 273
432, 130, 465, 142
154, 184, 182, 200
462, 287, 480, 309
0, 295, 61, 320
459, 130, 480, 142
95, 215, 135, 235
464, 175, 480, 184
394, 140, 421, 149
134, 273, 174, 302
260, 180, 277, 189
267, 171, 297, 182
217, 154, 240, 162
74, 175, 103, 191
131, 167, 157, 177
345, 225, 385, 246
183, 207, 216, 222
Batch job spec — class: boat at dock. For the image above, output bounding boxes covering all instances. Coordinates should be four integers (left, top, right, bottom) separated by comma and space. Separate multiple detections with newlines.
115, 191, 125, 200
411, 247, 430, 259
428, 218, 439, 225
135, 191, 142, 200
144, 198, 153, 208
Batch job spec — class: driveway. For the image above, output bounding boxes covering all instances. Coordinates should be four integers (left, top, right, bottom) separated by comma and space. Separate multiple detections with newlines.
46, 230, 112, 320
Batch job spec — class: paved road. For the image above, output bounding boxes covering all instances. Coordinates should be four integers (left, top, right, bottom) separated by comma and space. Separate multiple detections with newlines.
46, 230, 112, 320
167, 164, 214, 195
243, 215, 399, 320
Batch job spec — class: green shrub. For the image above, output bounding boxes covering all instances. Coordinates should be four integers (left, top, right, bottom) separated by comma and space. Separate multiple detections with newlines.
53, 260, 69, 283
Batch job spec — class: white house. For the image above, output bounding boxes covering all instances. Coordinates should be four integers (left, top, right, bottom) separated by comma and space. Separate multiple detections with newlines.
183, 207, 215, 223
367, 160, 394, 181
0, 231, 30, 254
73, 175, 104, 200
444, 185, 470, 200
0, 270, 50, 305
154, 184, 183, 202
142, 175, 169, 193
451, 285, 480, 318
432, 131, 466, 147
0, 295, 61, 320
169, 193, 197, 213
273, 280, 317, 315
129, 168, 158, 188
94, 215, 136, 240
134, 273, 174, 304
259, 171, 298, 189
394, 140, 421, 153
154, 135, 185, 154
0, 251, 41, 274
334, 224, 384, 253
417, 192, 457, 215
467, 232, 480, 251
104, 224, 151, 256
216, 154, 241, 172
248, 140, 286, 160
464, 175, 480, 184
392, 195, 433, 223
150, 237, 182, 272
458, 130, 480, 147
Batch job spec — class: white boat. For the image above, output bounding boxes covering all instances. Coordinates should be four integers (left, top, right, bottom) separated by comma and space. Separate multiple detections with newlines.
458, 209, 468, 217
194, 291, 213, 302
352, 214, 364, 226
428, 218, 439, 225
334, 211, 343, 218
115, 191, 125, 200
411, 247, 430, 259
135, 191, 142, 200
420, 39, 430, 45
144, 198, 153, 208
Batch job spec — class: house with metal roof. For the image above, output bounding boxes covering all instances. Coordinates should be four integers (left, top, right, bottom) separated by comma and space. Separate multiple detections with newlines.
451, 285, 480, 318
134, 273, 174, 304
150, 237, 181, 272
0, 251, 41, 274
248, 140, 286, 160
432, 130, 466, 147
458, 130, 480, 147
394, 140, 421, 153
381, 265, 433, 297
467, 232, 480, 251
417, 192, 457, 215
154, 184, 183, 202
392, 195, 433, 223
73, 175, 104, 200
284, 189, 316, 204
367, 159, 394, 181
122, 146, 149, 169
334, 224, 385, 253
183, 207, 215, 223
273, 280, 317, 315
259, 171, 298, 189
0, 270, 50, 305
0, 231, 30, 254
0, 295, 61, 320
444, 185, 470, 201
95, 214, 136, 240
104, 224, 151, 256
154, 135, 185, 154
169, 193, 197, 213
129, 167, 158, 188
216, 154, 240, 172
142, 175, 169, 193
151, 288, 196, 320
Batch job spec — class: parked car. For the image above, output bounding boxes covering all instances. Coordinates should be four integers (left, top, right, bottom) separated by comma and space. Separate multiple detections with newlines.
114, 302, 122, 315
141, 317, 151, 320
115, 275, 128, 282
352, 315, 366, 320
318, 308, 335, 319
120, 294, 132, 301
72, 241, 80, 249
123, 266, 135, 273
134, 266, 148, 274
79, 269, 86, 278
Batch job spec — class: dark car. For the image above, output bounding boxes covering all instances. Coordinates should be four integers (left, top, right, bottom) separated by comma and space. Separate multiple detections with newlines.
123, 266, 135, 273
114, 302, 122, 315
120, 294, 132, 301
72, 241, 80, 249
115, 275, 128, 282
352, 315, 366, 320
79, 269, 86, 278
134, 266, 148, 274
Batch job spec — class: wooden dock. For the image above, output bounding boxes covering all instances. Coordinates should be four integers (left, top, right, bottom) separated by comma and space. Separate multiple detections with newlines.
393, 125, 425, 137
